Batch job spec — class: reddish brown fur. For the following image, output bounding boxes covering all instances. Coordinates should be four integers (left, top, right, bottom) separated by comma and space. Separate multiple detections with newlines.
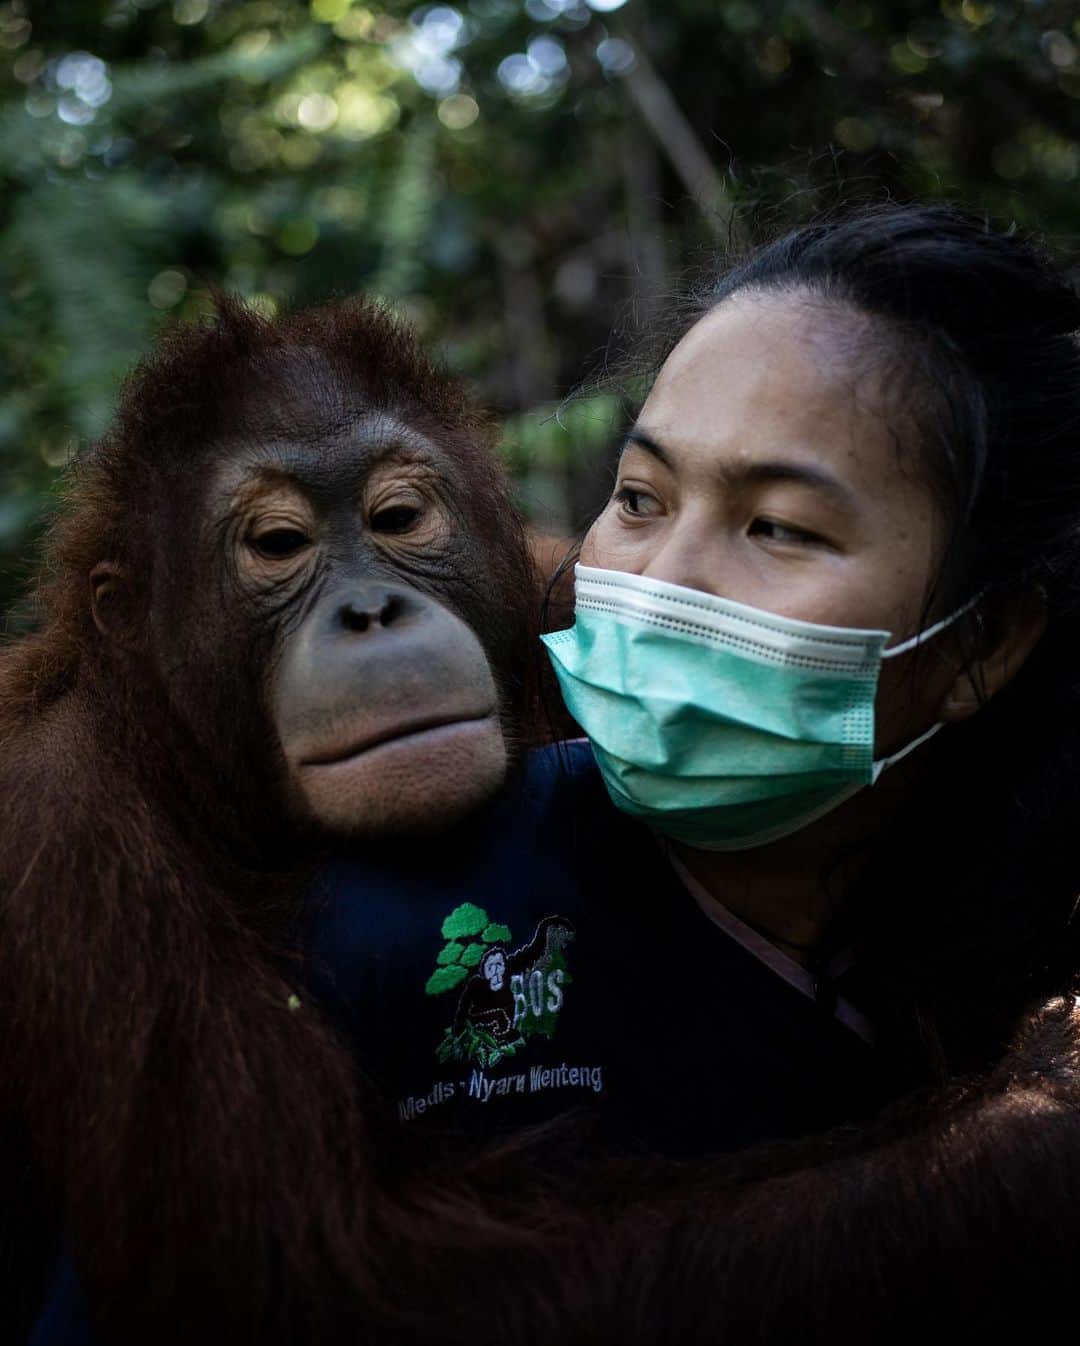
0, 298, 549, 1344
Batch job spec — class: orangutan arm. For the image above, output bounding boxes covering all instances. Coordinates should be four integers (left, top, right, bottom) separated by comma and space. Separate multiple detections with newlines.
624, 995, 1080, 1345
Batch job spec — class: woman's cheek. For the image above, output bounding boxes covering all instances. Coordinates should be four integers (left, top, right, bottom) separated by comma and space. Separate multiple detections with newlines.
578, 516, 607, 568
580, 509, 636, 569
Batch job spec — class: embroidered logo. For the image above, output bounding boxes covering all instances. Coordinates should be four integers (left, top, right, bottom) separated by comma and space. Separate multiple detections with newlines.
425, 901, 575, 1068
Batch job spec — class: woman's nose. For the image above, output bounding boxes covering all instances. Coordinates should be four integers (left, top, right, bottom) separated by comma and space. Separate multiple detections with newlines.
642, 528, 728, 598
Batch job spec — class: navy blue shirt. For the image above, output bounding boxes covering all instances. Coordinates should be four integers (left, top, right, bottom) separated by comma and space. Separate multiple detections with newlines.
304, 741, 889, 1156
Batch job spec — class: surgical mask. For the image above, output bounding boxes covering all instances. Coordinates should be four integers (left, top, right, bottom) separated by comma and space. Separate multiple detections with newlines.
541, 564, 972, 852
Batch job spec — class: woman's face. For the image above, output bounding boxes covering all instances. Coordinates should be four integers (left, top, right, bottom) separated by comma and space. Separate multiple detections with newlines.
580, 291, 960, 757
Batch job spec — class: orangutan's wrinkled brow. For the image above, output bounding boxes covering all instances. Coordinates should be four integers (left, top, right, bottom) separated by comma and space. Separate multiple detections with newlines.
213, 412, 460, 506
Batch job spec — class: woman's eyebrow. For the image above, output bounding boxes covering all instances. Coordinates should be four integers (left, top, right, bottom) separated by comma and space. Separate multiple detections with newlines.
734, 460, 857, 510
623, 427, 856, 510
623, 427, 673, 467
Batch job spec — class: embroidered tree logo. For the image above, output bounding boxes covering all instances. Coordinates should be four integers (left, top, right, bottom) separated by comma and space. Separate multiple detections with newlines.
426, 902, 574, 1069
425, 902, 512, 997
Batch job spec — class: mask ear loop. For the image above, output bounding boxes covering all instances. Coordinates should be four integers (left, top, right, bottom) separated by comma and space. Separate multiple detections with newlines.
871, 591, 984, 783
879, 590, 984, 660
870, 722, 945, 783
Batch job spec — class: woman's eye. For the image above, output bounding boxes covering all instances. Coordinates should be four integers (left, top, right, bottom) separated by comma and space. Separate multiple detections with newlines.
749, 518, 822, 546
371, 503, 422, 534
250, 527, 310, 558
614, 486, 659, 518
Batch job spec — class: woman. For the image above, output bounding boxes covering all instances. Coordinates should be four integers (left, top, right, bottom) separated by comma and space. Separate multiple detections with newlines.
314, 203, 1080, 1152
549, 201, 1073, 1072
298, 202, 1080, 1339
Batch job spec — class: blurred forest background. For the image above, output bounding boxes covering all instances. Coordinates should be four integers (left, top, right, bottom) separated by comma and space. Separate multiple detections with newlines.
3, 0, 1080, 615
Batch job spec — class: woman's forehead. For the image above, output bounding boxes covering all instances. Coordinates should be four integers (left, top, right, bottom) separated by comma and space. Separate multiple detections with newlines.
638, 292, 911, 492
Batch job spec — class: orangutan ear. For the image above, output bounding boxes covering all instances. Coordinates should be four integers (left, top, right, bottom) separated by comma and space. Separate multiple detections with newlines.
90, 562, 137, 646
937, 591, 1047, 723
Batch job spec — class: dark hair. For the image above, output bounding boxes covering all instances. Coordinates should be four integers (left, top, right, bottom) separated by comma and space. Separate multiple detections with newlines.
601, 205, 1080, 1079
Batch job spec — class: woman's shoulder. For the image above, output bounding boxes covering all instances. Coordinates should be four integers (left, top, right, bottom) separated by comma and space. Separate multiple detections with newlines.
518, 738, 604, 817
527, 737, 597, 779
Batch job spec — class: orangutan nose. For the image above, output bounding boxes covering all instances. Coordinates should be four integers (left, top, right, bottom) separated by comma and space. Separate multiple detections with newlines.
337, 587, 413, 634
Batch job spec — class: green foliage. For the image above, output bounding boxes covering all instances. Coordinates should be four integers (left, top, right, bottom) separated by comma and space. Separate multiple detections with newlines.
107, 30, 326, 109
430, 903, 511, 994
440, 902, 489, 940
4, 0, 1080, 613
500, 393, 625, 474
424, 963, 469, 996
368, 116, 438, 299
437, 1021, 518, 1069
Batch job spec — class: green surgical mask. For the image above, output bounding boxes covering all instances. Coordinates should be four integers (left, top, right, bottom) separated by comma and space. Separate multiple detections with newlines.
541, 564, 971, 852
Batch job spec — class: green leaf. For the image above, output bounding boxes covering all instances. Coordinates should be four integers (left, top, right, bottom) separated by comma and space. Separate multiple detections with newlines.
436, 1026, 464, 1063
441, 902, 490, 940
481, 922, 511, 943
424, 964, 469, 996
459, 941, 485, 967
436, 941, 464, 965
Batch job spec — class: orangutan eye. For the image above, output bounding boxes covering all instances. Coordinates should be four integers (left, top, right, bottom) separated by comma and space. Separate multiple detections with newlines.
371, 503, 422, 534
250, 527, 311, 558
